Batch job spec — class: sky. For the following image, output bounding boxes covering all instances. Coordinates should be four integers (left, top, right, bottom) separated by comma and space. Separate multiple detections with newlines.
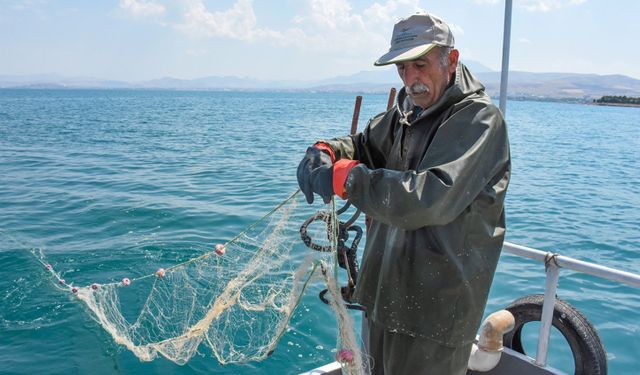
1, 0, 639, 81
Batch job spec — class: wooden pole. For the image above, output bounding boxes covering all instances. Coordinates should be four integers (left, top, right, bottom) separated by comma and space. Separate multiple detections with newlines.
386, 88, 397, 111
350, 96, 362, 135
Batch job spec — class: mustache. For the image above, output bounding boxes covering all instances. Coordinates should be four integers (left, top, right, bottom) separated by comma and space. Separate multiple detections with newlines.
406, 82, 430, 95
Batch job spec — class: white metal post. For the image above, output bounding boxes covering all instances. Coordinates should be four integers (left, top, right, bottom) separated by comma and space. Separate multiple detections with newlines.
536, 263, 560, 366
499, 0, 513, 115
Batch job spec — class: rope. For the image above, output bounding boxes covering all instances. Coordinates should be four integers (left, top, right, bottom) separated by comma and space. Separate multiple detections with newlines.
544, 252, 560, 271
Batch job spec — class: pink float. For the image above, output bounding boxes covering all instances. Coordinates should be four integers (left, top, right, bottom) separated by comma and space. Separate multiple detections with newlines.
215, 244, 226, 255
335, 348, 354, 364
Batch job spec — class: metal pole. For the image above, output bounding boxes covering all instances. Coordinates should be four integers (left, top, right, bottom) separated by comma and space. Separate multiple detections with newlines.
502, 242, 640, 288
499, 0, 513, 115
536, 263, 560, 366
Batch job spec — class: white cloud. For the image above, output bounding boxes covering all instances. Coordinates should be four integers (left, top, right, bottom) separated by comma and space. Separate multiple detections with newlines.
9, 0, 47, 12
449, 23, 465, 38
517, 37, 531, 44
170, 0, 416, 57
185, 48, 207, 57
518, 0, 587, 12
286, 0, 425, 55
120, 0, 447, 59
363, 0, 423, 25
306, 0, 363, 30
119, 0, 165, 18
472, 0, 588, 12
472, 0, 500, 4
175, 0, 286, 42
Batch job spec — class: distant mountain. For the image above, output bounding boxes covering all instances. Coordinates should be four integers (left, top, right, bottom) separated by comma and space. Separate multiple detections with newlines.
138, 76, 303, 90
2, 62, 640, 100
309, 59, 493, 88
0, 73, 131, 89
474, 71, 640, 99
307, 67, 640, 99
460, 60, 495, 73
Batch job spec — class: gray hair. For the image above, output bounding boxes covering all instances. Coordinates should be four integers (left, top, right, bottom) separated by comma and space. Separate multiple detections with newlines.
439, 46, 452, 68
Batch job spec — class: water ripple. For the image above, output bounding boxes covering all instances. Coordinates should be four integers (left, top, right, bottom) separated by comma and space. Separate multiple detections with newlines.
1, 91, 638, 374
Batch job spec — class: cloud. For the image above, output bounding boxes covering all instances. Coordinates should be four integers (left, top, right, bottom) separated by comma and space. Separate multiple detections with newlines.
305, 0, 363, 30
121, 0, 443, 58
170, 0, 422, 57
519, 0, 587, 12
286, 0, 424, 54
472, 0, 500, 4
448, 23, 465, 37
362, 0, 423, 25
119, 0, 166, 18
185, 48, 207, 57
174, 0, 285, 42
7, 0, 46, 11
517, 37, 531, 44
472, 0, 587, 11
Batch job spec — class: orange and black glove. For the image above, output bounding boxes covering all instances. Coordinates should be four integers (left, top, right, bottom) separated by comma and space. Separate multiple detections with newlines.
297, 144, 334, 204
296, 143, 358, 204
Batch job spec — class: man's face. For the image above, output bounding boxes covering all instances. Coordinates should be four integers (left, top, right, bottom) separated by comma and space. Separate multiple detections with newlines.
395, 47, 459, 108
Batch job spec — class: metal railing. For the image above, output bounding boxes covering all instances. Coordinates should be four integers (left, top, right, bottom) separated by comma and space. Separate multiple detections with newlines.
501, 241, 640, 367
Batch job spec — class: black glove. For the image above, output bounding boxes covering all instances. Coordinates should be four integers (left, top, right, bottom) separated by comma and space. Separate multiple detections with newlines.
297, 146, 333, 204
308, 165, 334, 204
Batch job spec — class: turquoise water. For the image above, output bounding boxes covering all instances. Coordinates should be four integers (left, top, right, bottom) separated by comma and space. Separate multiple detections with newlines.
0, 89, 638, 374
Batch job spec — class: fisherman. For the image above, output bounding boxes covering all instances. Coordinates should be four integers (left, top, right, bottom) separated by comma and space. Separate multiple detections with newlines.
297, 11, 510, 375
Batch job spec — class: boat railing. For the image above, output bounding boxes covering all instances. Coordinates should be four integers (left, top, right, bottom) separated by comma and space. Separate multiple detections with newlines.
501, 241, 640, 367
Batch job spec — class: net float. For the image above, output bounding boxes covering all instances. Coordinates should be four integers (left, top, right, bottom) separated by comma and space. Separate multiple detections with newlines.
335, 348, 354, 364
156, 268, 166, 278
215, 244, 225, 255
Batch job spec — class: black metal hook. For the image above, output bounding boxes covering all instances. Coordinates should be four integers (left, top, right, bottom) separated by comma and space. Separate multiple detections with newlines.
300, 203, 365, 311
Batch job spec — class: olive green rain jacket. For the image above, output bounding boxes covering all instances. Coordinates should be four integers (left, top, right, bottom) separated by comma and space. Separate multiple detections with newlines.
323, 63, 511, 347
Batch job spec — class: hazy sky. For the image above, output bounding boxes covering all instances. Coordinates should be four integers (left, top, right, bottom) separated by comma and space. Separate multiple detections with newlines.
2, 0, 639, 81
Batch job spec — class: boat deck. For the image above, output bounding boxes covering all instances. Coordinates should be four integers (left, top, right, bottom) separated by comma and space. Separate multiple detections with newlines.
301, 347, 564, 375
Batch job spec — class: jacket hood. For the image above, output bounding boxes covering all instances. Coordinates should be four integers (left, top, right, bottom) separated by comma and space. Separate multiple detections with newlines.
397, 62, 485, 124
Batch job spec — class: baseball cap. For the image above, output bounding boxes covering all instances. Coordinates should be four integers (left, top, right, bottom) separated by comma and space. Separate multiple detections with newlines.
375, 12, 455, 66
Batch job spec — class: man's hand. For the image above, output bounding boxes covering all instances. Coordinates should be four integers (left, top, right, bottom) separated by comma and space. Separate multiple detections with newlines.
297, 146, 333, 204
308, 165, 334, 204
297, 144, 359, 204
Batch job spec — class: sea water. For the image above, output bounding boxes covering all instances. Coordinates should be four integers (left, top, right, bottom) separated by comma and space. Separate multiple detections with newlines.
0, 89, 638, 374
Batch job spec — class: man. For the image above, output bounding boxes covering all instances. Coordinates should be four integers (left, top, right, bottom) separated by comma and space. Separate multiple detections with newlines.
297, 12, 510, 375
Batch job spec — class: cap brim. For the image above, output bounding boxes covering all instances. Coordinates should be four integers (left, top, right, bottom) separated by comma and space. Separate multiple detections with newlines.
374, 44, 438, 66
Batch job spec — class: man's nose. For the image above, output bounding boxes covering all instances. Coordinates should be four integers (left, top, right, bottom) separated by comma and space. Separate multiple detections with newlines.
402, 65, 419, 86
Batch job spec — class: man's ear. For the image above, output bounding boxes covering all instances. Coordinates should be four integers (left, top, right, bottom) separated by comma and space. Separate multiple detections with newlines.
448, 49, 460, 75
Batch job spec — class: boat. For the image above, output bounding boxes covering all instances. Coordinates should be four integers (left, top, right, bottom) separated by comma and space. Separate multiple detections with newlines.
302, 241, 640, 374
301, 1, 640, 373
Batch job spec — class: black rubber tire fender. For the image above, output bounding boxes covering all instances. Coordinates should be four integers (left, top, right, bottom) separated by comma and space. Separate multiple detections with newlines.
503, 294, 607, 375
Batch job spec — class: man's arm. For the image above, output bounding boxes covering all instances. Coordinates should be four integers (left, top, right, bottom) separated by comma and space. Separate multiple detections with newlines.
344, 102, 509, 230
320, 110, 395, 169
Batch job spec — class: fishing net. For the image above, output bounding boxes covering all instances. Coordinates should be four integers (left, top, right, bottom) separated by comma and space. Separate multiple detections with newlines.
34, 191, 367, 374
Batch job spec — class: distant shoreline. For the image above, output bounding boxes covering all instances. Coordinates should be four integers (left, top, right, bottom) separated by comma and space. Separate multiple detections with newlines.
589, 102, 640, 108
2, 87, 640, 108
